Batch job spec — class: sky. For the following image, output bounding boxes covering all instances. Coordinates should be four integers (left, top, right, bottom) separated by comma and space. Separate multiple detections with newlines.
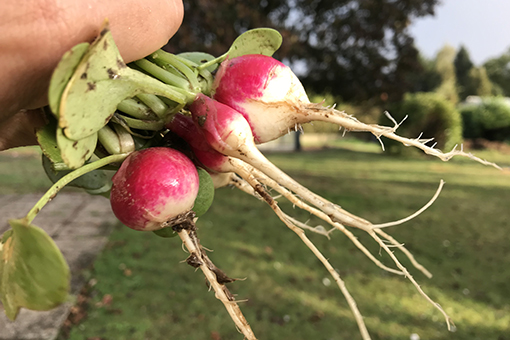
409, 0, 510, 65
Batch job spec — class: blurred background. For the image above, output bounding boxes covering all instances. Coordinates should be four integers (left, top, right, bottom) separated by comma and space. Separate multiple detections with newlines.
2, 1, 509, 340
166, 0, 510, 153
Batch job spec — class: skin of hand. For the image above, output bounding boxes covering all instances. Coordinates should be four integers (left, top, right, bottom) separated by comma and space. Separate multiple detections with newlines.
0, 0, 184, 151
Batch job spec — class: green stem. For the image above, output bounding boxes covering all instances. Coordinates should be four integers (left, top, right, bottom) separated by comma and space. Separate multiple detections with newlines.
170, 54, 214, 95
159, 96, 186, 114
149, 51, 202, 92
111, 114, 157, 139
125, 67, 195, 104
117, 98, 158, 120
98, 125, 121, 155
172, 54, 199, 68
26, 153, 130, 224
112, 124, 136, 153
121, 115, 166, 130
197, 52, 228, 72
197, 68, 214, 96
136, 93, 168, 119
133, 59, 190, 91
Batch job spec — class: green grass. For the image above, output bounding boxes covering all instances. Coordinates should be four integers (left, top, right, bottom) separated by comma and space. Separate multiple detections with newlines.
63, 142, 510, 340
0, 147, 52, 194
2, 143, 510, 339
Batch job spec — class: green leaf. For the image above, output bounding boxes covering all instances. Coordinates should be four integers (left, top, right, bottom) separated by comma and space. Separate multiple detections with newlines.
42, 155, 111, 192
56, 127, 97, 169
48, 42, 90, 117
36, 113, 64, 166
227, 28, 282, 58
59, 26, 189, 141
152, 228, 178, 238
177, 52, 218, 72
193, 168, 215, 217
36, 112, 96, 170
58, 27, 141, 140
0, 219, 70, 320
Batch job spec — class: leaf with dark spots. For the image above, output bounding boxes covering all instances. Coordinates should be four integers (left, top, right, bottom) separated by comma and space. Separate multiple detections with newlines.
107, 68, 117, 79
36, 112, 65, 165
57, 25, 187, 141
56, 128, 97, 169
80, 72, 87, 79
86, 82, 96, 92
57, 26, 139, 140
48, 42, 90, 117
99, 26, 109, 37
116, 58, 126, 68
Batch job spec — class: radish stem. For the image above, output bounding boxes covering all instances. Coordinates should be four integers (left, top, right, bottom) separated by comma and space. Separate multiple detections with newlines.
136, 93, 169, 119
26, 153, 130, 224
117, 98, 159, 120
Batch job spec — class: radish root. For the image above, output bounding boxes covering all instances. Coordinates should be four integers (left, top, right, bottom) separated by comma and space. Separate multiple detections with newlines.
232, 164, 372, 340
306, 103, 501, 170
176, 218, 257, 340
218, 157, 451, 333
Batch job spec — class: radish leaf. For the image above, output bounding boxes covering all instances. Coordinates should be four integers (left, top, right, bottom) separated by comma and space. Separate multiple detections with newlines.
227, 28, 282, 58
0, 219, 70, 320
193, 168, 215, 217
48, 42, 90, 117
42, 155, 110, 192
36, 113, 65, 168
56, 127, 97, 169
59, 25, 190, 141
58, 26, 140, 140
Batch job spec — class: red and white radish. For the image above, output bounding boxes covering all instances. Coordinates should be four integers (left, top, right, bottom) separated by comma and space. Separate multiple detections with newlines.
167, 113, 234, 173
110, 147, 199, 231
188, 94, 364, 229
187, 94, 453, 331
212, 55, 499, 168
212, 54, 309, 144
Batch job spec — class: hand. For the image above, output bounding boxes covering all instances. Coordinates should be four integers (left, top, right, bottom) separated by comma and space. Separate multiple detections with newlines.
0, 0, 184, 150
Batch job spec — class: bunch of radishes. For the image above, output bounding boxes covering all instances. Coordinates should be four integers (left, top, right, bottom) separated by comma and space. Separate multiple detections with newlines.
11, 26, 500, 339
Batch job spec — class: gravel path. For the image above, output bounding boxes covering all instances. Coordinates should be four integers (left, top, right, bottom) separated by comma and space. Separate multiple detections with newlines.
0, 192, 117, 340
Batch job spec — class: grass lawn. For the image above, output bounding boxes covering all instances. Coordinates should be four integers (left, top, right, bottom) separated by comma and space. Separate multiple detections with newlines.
2, 140, 510, 339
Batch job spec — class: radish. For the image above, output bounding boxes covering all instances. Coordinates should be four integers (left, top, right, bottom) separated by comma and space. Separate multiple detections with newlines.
167, 113, 234, 173
187, 94, 454, 333
212, 54, 309, 144
110, 147, 199, 231
212, 55, 499, 168
188, 94, 365, 229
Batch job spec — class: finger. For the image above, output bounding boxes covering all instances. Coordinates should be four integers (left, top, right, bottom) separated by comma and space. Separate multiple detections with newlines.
0, 0, 184, 120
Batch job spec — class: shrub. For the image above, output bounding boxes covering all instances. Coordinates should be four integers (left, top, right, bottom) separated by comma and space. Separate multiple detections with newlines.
383, 92, 463, 154
459, 97, 510, 141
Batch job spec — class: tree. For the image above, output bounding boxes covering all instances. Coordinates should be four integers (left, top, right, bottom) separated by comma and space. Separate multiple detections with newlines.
467, 66, 495, 97
434, 44, 459, 104
407, 54, 442, 93
166, 0, 439, 103
454, 45, 474, 100
484, 49, 510, 97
